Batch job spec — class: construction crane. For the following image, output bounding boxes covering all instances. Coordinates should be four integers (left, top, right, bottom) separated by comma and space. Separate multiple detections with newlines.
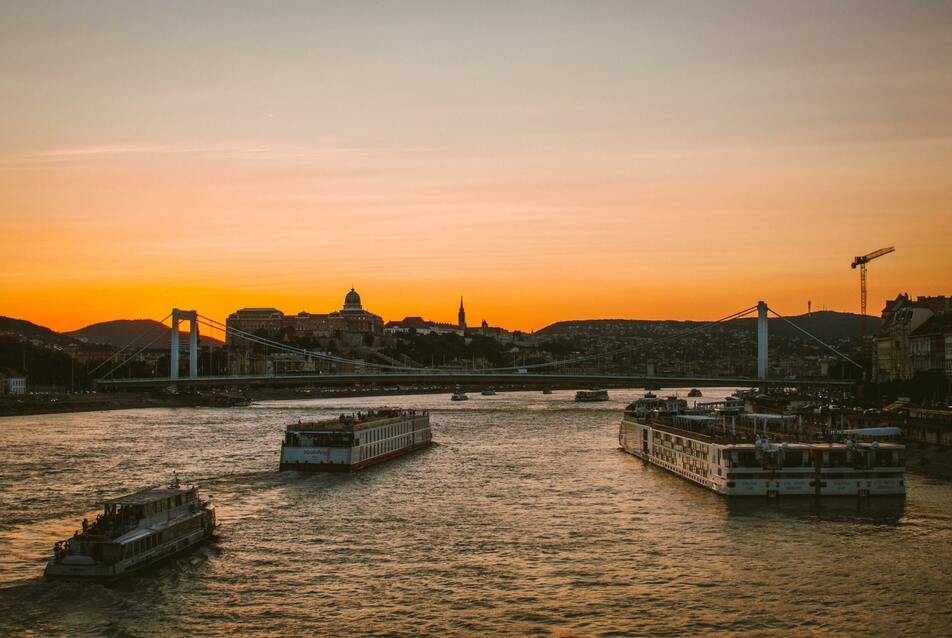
851, 246, 895, 360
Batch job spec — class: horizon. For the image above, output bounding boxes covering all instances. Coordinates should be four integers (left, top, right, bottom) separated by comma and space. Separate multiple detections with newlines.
2, 2, 951, 332
5, 301, 883, 338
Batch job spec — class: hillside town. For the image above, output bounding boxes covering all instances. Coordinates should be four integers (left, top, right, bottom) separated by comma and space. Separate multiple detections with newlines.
2, 288, 952, 402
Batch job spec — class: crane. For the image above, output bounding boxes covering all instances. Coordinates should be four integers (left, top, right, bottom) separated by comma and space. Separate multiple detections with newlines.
851, 246, 894, 361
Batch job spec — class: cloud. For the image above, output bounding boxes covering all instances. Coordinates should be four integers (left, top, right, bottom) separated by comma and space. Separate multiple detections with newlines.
2, 143, 437, 166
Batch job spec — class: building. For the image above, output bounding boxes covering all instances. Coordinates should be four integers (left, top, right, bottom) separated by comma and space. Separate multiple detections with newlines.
4, 376, 26, 395
384, 316, 463, 336
383, 297, 470, 337
226, 288, 383, 347
876, 294, 952, 381
910, 313, 952, 376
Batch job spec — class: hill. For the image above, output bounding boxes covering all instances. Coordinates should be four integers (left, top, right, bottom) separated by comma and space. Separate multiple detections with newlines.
537, 311, 879, 341
0, 316, 81, 346
65, 319, 223, 349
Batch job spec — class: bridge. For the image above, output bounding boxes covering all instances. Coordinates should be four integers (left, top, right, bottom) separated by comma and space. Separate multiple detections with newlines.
93, 301, 863, 394
94, 371, 854, 392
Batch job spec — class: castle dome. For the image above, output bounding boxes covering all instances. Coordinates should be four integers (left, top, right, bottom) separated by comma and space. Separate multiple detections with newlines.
343, 287, 363, 312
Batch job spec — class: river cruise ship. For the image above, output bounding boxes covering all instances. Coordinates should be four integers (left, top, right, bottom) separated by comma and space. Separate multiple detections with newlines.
45, 477, 216, 579
576, 389, 609, 402
280, 408, 431, 472
619, 397, 905, 497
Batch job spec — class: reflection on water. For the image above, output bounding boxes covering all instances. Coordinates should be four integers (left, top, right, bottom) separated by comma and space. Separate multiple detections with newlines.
724, 496, 908, 525
1, 389, 951, 637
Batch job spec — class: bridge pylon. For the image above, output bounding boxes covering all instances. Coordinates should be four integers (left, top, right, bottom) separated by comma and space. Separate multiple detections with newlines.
171, 309, 199, 380
757, 301, 768, 383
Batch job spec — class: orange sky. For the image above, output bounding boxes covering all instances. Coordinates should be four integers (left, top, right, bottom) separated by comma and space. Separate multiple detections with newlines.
2, 2, 951, 332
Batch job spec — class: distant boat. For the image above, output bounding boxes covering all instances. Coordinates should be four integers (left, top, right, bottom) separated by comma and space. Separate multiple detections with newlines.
688, 388, 703, 398
481, 387, 496, 396
542, 388, 553, 395
451, 386, 469, 401
575, 389, 609, 402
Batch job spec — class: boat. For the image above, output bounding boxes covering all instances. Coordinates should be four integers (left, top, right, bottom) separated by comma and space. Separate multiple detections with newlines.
481, 387, 496, 396
575, 389, 609, 402
542, 388, 553, 395
451, 386, 469, 401
618, 400, 905, 497
687, 388, 703, 398
44, 476, 216, 579
280, 408, 432, 472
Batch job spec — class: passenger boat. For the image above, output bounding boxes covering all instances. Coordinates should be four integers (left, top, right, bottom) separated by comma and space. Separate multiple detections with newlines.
45, 476, 216, 579
280, 408, 432, 472
481, 387, 497, 396
575, 389, 609, 402
687, 388, 703, 398
542, 388, 553, 395
619, 396, 905, 497
451, 387, 469, 401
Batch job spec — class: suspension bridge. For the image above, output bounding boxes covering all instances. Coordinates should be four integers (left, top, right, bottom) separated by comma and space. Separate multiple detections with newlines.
93, 301, 862, 393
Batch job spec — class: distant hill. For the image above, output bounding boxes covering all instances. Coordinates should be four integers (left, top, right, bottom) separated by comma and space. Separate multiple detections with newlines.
0, 316, 81, 346
65, 319, 223, 349
538, 311, 879, 341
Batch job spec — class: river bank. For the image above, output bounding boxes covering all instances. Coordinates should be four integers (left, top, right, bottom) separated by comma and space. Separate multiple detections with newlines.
0, 386, 464, 417
904, 442, 952, 482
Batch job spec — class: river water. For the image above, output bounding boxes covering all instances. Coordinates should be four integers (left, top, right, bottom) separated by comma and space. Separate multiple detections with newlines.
0, 389, 950, 637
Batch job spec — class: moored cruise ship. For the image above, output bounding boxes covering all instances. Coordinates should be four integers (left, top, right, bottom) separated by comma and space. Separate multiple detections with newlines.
45, 476, 216, 579
619, 396, 905, 497
576, 389, 609, 402
280, 408, 431, 471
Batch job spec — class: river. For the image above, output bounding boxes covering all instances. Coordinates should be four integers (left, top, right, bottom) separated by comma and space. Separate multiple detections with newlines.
1, 389, 950, 637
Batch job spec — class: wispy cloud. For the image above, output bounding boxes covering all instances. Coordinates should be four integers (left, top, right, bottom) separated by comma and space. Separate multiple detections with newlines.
2, 143, 437, 166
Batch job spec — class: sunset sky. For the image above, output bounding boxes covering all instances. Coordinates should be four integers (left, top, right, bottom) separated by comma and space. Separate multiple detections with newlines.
2, 1, 950, 333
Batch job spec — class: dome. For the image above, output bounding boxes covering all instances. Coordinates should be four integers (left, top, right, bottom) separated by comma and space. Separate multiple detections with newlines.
342, 287, 363, 312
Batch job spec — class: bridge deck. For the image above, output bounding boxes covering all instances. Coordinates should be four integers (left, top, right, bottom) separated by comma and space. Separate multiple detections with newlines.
95, 372, 854, 391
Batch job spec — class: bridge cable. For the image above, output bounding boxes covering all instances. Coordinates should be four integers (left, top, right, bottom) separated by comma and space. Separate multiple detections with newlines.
100, 331, 172, 379
765, 306, 864, 371
196, 305, 759, 374
87, 313, 173, 375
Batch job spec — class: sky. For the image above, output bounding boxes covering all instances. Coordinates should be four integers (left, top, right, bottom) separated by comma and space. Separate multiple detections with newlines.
1, 1, 951, 333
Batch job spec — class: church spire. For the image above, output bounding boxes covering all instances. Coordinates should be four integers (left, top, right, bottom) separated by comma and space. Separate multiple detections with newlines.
458, 296, 466, 331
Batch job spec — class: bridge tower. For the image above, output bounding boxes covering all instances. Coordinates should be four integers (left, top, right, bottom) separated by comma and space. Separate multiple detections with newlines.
170, 309, 199, 380
757, 300, 768, 382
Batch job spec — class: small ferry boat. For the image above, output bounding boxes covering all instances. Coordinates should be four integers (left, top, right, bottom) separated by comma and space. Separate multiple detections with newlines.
280, 408, 432, 472
542, 388, 553, 395
45, 476, 216, 579
481, 387, 497, 396
451, 386, 469, 401
619, 398, 905, 497
575, 389, 609, 402
687, 388, 703, 398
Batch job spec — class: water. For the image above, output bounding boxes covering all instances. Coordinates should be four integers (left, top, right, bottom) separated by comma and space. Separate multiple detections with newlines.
1, 389, 951, 637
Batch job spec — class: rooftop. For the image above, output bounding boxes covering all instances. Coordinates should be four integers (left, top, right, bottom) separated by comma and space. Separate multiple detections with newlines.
287, 408, 426, 432
102, 485, 194, 506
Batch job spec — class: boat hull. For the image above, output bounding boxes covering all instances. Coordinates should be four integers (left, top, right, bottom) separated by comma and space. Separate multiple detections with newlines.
280, 440, 432, 472
44, 526, 214, 580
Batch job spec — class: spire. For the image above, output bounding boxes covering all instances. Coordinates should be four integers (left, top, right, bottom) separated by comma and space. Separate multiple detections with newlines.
459, 296, 464, 311
458, 296, 466, 330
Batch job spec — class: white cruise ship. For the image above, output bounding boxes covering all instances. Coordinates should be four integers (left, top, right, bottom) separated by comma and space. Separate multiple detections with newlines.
280, 408, 431, 471
45, 477, 216, 579
619, 396, 905, 497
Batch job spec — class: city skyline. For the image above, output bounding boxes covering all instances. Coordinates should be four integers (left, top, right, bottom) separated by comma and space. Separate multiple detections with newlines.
2, 1, 951, 332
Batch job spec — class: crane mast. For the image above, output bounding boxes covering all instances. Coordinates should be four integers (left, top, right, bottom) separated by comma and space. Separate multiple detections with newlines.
850, 246, 895, 372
